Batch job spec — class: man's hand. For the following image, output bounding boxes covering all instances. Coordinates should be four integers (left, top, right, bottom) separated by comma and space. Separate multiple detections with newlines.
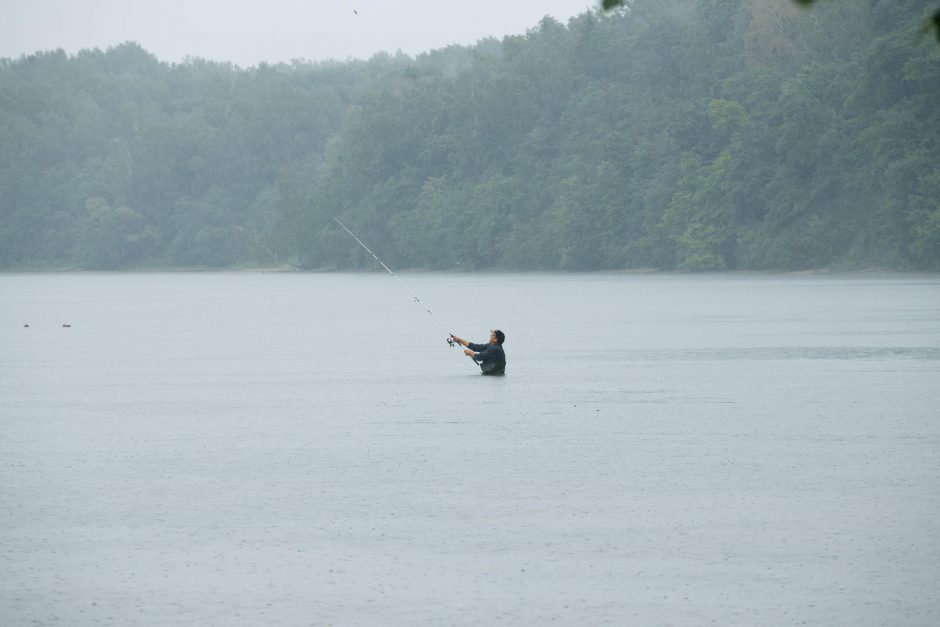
451, 335, 467, 346
463, 348, 475, 357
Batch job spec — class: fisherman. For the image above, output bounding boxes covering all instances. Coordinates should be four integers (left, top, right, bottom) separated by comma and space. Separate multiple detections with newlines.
450, 330, 506, 375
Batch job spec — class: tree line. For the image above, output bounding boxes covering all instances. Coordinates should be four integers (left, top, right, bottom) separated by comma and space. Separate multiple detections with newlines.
1, 0, 938, 271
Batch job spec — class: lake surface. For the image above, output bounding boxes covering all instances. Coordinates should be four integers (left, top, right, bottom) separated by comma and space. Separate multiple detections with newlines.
1, 272, 939, 626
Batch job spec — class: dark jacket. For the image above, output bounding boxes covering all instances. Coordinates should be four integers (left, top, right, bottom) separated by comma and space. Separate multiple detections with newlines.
468, 342, 506, 376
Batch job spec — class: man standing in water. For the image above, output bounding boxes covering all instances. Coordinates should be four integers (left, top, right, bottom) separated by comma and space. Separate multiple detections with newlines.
450, 330, 506, 375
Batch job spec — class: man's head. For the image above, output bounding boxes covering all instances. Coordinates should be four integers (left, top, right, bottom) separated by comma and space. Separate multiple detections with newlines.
490, 329, 505, 345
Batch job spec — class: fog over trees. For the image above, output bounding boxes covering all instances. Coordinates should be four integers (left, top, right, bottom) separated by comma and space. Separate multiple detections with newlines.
1, 0, 938, 271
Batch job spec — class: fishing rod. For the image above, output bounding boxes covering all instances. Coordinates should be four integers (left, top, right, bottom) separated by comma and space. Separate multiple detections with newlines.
333, 216, 459, 349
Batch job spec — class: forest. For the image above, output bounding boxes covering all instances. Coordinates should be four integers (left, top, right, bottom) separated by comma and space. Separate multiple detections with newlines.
1, 0, 938, 271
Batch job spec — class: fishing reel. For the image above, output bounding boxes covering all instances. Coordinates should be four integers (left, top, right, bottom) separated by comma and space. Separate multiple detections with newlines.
446, 336, 456, 347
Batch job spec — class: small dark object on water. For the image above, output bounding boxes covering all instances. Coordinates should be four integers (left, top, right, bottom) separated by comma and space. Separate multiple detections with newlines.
24, 324, 29, 328
62, 324, 71, 328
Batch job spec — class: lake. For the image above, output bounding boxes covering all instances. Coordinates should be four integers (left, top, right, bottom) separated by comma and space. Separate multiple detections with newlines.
1, 272, 938, 625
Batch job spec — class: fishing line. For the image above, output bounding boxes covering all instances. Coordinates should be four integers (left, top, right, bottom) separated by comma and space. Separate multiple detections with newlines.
333, 216, 457, 347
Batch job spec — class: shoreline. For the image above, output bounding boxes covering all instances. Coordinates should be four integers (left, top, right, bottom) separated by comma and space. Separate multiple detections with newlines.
1, 265, 938, 277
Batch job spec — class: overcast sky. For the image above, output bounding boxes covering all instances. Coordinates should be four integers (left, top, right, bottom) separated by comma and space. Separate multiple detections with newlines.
1, 0, 597, 66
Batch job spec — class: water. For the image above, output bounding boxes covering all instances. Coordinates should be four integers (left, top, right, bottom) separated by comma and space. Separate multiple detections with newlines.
1, 272, 938, 626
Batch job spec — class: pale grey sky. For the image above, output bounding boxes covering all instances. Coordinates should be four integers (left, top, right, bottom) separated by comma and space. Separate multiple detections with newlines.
1, 0, 597, 66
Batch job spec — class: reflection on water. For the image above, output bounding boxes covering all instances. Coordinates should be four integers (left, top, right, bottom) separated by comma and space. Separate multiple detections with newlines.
597, 346, 940, 362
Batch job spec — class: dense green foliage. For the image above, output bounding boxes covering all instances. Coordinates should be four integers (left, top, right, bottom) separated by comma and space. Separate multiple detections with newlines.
792, 0, 940, 41
1, 0, 938, 271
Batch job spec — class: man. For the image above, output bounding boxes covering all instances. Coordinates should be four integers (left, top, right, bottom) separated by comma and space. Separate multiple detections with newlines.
450, 329, 506, 375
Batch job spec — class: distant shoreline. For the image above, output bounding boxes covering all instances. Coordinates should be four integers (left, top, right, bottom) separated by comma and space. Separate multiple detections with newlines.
1, 266, 937, 277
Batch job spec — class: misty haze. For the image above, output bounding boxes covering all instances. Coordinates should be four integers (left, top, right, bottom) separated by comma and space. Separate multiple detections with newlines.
1, 0, 939, 625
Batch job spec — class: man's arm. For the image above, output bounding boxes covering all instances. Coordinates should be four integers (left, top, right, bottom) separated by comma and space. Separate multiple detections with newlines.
452, 335, 487, 351
466, 345, 497, 362
452, 335, 488, 360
